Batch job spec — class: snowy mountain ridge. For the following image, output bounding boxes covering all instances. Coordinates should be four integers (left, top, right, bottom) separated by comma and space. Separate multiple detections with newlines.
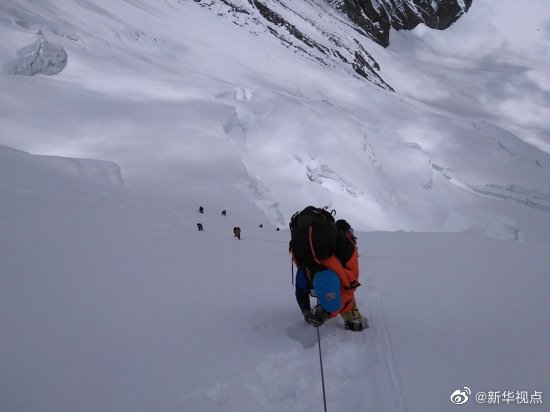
0, 0, 549, 241
191, 0, 471, 88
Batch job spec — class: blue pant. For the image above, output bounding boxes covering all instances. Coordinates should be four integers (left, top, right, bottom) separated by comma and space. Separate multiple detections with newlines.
295, 267, 311, 312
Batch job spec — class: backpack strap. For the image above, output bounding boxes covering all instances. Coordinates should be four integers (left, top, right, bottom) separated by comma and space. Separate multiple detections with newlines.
308, 225, 322, 266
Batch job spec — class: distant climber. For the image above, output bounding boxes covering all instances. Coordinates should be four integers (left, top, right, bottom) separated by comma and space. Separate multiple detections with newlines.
198, 206, 204, 214
197, 223, 204, 231
233, 226, 241, 240
221, 210, 227, 216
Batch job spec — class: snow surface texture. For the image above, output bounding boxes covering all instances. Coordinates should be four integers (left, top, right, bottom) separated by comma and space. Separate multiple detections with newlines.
1, 144, 548, 412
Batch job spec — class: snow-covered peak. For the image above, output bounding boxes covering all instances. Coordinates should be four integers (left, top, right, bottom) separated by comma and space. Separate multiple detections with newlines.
1, 0, 549, 242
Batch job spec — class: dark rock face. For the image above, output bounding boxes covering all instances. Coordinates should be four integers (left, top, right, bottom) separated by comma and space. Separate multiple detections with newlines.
336, 0, 473, 47
193, 0, 472, 89
248, 0, 393, 89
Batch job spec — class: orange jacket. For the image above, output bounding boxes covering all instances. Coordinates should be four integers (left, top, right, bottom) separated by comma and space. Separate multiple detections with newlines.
318, 247, 360, 316
293, 225, 361, 316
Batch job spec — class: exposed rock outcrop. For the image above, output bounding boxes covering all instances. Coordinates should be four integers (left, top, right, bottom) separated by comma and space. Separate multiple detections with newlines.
193, 0, 471, 90
335, 0, 473, 46
3, 32, 68, 76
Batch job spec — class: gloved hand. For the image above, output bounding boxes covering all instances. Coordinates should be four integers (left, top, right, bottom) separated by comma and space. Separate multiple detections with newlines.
303, 305, 329, 327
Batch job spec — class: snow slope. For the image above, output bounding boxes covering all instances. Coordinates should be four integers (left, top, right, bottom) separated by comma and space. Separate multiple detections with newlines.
1, 0, 549, 240
1, 144, 548, 412
1, 1, 550, 411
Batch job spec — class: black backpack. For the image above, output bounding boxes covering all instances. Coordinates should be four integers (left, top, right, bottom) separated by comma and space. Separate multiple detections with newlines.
289, 206, 339, 271
289, 206, 357, 273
